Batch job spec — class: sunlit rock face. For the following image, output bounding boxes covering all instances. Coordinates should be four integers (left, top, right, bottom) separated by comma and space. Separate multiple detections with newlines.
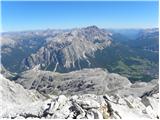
0, 74, 159, 119
21, 26, 112, 72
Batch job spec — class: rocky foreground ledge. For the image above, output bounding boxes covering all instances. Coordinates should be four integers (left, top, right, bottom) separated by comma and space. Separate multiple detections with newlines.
1, 94, 159, 119
0, 74, 159, 119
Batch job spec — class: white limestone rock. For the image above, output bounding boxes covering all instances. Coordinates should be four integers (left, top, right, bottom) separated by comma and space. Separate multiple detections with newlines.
0, 74, 159, 119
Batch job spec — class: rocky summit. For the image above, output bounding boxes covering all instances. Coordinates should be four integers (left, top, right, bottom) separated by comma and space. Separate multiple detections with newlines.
0, 75, 159, 119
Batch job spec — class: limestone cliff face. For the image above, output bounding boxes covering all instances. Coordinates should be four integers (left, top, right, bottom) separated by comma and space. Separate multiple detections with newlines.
21, 26, 112, 72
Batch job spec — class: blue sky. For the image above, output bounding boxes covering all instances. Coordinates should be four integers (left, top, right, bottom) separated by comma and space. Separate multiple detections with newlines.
1, 1, 158, 32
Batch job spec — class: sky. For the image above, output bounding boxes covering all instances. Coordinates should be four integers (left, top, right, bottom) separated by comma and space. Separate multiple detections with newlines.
1, 1, 158, 32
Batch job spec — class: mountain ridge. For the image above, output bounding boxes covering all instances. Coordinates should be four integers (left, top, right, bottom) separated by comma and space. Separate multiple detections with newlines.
1, 26, 159, 82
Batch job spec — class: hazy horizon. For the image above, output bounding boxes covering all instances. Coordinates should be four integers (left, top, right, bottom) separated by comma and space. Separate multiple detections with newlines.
1, 26, 159, 33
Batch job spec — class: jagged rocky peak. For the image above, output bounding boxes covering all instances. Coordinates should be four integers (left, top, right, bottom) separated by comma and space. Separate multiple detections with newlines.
82, 25, 111, 42
83, 25, 104, 35
47, 25, 110, 43
84, 25, 107, 34
21, 26, 112, 72
85, 25, 99, 29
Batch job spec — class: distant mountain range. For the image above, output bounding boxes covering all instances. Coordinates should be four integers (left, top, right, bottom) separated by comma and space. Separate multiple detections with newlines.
1, 26, 159, 82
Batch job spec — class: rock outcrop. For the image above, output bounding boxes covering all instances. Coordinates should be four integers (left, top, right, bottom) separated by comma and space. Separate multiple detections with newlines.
0, 64, 15, 79
0, 74, 159, 119
16, 68, 132, 95
16, 67, 158, 97
0, 74, 46, 118
0, 77, 159, 119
